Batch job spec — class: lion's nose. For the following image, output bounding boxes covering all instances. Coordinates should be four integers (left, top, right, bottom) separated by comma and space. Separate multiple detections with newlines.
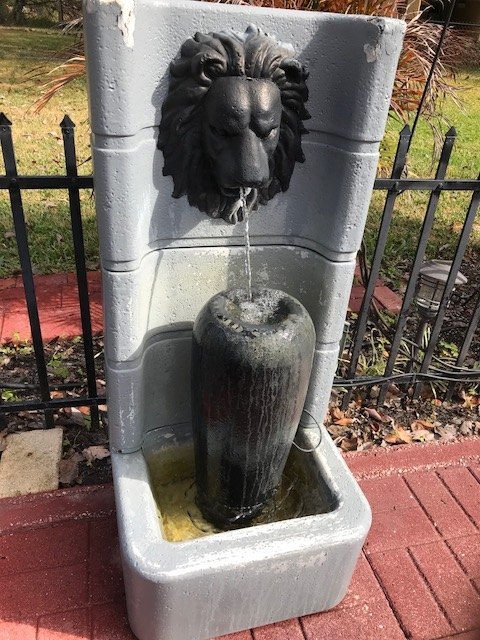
235, 138, 270, 187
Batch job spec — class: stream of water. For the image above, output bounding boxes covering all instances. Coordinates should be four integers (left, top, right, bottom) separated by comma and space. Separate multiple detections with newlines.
240, 187, 252, 302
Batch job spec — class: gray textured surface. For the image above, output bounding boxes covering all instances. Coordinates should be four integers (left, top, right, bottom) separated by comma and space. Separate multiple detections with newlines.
113, 423, 371, 640
84, 2, 404, 638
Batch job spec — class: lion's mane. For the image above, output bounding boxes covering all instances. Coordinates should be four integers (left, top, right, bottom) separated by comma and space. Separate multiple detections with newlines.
158, 24, 310, 223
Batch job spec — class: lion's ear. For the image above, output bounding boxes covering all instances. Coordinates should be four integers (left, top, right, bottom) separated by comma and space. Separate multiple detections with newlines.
191, 52, 228, 86
280, 59, 309, 86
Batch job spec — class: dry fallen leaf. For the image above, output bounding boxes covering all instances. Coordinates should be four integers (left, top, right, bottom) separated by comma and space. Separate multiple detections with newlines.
435, 425, 456, 443
340, 435, 358, 452
459, 421, 474, 436
331, 407, 344, 421
82, 445, 111, 463
335, 417, 355, 427
412, 429, 435, 442
364, 407, 386, 423
328, 424, 347, 439
58, 452, 83, 484
69, 407, 86, 426
411, 419, 435, 431
0, 430, 8, 453
384, 427, 412, 445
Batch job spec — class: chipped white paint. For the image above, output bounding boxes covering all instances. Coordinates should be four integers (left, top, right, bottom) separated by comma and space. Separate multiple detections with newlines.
364, 42, 381, 62
85, 0, 135, 47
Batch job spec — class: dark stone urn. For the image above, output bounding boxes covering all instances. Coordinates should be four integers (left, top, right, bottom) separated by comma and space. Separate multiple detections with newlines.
191, 288, 316, 530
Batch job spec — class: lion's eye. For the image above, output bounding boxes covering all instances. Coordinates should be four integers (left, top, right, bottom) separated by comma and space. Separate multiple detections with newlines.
210, 124, 236, 138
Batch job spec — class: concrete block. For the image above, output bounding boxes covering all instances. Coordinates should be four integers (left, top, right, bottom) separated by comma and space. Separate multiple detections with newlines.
102, 246, 355, 364
0, 428, 63, 498
113, 422, 371, 640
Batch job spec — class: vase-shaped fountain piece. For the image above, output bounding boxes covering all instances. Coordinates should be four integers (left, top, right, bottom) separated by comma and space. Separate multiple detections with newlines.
192, 287, 315, 529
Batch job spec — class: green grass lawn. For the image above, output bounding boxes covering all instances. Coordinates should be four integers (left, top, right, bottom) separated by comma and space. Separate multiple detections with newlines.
0, 27, 97, 277
366, 65, 480, 286
0, 26, 479, 280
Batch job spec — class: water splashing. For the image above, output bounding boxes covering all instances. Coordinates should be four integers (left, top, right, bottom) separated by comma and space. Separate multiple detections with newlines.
240, 187, 252, 301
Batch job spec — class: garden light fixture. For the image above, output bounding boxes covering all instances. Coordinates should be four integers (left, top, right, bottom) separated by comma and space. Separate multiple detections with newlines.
415, 259, 467, 319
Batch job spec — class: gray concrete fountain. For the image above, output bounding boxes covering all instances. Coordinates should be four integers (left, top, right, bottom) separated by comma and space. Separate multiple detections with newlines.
83, 3, 405, 639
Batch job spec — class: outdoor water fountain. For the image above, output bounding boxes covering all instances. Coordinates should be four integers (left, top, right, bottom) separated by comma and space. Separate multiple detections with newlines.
83, 3, 404, 639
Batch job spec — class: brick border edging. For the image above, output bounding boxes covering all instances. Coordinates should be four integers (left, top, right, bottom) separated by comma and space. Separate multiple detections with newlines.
0, 484, 115, 534
344, 437, 480, 479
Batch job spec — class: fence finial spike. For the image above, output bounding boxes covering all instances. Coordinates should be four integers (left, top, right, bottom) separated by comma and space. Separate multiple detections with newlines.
446, 126, 457, 138
60, 114, 75, 129
400, 124, 411, 137
0, 113, 12, 126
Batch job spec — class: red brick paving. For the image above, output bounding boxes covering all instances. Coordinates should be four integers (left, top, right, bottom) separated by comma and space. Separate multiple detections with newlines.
0, 270, 401, 343
0, 271, 103, 343
1, 439, 480, 639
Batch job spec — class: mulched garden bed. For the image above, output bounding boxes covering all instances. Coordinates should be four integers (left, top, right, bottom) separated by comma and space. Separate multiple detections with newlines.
1, 320, 479, 488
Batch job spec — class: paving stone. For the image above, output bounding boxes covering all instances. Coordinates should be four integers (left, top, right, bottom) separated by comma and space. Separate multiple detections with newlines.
410, 541, 480, 632
438, 468, 480, 527
348, 285, 365, 314
217, 633, 253, 640
0, 563, 88, 617
0, 618, 37, 640
358, 475, 416, 513
338, 553, 385, 609
89, 517, 124, 604
369, 549, 452, 639
472, 578, 480, 596
302, 597, 405, 640
364, 505, 439, 554
373, 285, 402, 313
0, 521, 88, 575
446, 535, 480, 578
91, 602, 141, 640
0, 428, 63, 498
252, 619, 304, 640
38, 608, 91, 640
0, 311, 32, 342
0, 287, 28, 306
345, 439, 480, 480
0, 484, 115, 534
438, 631, 480, 639
34, 274, 68, 288
0, 276, 20, 289
404, 471, 477, 538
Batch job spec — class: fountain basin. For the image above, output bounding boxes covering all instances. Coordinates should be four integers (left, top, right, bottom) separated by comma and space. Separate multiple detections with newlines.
113, 422, 371, 640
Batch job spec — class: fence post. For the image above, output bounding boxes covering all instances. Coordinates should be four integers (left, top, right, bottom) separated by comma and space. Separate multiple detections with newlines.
413, 176, 480, 398
341, 125, 411, 409
0, 113, 54, 428
61, 115, 100, 430
377, 127, 457, 404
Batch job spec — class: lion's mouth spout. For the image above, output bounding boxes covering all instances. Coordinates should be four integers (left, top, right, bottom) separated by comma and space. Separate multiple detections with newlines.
227, 187, 255, 225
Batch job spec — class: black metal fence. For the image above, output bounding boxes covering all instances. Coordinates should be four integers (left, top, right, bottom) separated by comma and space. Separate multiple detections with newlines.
338, 125, 480, 407
0, 113, 103, 428
1, 114, 479, 428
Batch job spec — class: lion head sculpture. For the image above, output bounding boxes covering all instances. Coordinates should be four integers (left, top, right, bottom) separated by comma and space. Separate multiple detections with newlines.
158, 24, 310, 224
